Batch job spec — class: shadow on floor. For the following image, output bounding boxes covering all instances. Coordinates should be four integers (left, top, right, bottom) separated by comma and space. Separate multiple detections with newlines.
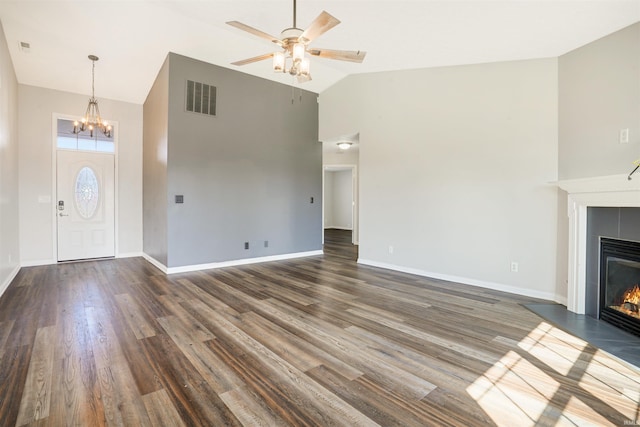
525, 303, 640, 368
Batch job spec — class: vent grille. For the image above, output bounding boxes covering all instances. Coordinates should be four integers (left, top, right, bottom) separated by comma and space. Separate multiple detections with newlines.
185, 80, 216, 116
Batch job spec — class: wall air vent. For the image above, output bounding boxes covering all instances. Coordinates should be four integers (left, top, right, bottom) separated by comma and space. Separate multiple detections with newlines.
185, 80, 216, 117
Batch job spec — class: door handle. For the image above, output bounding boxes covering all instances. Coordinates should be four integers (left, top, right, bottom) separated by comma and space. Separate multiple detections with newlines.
59, 212, 69, 217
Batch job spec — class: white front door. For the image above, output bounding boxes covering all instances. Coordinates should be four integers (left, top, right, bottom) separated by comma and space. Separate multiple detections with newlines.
56, 150, 115, 261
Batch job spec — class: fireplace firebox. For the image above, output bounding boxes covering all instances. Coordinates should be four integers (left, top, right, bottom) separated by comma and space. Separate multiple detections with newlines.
599, 237, 640, 337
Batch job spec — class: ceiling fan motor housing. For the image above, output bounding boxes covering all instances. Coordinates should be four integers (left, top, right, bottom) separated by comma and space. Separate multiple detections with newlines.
280, 28, 304, 48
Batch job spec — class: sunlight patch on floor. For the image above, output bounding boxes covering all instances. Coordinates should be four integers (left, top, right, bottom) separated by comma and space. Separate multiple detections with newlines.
467, 350, 559, 426
467, 322, 640, 426
579, 349, 640, 421
517, 321, 586, 376
559, 396, 616, 426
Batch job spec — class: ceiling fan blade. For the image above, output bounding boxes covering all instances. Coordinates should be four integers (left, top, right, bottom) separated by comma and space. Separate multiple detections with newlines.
226, 21, 283, 46
299, 11, 340, 44
231, 53, 274, 66
308, 48, 366, 63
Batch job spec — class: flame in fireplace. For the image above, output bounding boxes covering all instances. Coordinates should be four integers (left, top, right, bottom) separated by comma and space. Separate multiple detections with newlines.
623, 284, 640, 305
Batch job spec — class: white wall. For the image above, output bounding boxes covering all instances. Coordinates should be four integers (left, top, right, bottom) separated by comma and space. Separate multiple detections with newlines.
324, 171, 334, 228
325, 170, 353, 230
0, 20, 20, 292
19, 85, 143, 264
320, 58, 561, 301
324, 147, 360, 166
559, 23, 640, 180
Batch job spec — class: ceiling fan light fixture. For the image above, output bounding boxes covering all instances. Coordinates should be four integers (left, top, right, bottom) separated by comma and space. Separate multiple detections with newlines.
227, 0, 365, 84
273, 51, 285, 72
292, 42, 305, 62
299, 57, 310, 76
337, 142, 352, 150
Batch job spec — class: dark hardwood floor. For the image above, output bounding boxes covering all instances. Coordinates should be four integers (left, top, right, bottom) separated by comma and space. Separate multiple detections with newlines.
0, 232, 638, 426
322, 229, 358, 261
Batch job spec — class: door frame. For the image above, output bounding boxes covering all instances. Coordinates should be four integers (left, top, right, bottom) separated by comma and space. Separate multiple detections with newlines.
51, 113, 120, 262
322, 164, 358, 245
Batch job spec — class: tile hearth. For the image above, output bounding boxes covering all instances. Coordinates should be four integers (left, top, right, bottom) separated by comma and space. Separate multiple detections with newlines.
526, 303, 640, 368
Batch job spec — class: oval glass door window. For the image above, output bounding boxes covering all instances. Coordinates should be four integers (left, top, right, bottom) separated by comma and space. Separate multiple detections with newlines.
75, 166, 100, 218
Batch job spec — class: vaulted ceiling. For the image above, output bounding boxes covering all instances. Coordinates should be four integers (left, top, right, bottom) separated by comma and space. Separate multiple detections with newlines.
1, 1, 639, 105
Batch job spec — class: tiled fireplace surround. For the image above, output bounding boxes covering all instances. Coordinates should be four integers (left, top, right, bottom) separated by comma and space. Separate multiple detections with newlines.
558, 174, 640, 317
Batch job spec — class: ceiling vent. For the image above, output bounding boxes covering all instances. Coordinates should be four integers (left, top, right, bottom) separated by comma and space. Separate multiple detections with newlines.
185, 80, 216, 117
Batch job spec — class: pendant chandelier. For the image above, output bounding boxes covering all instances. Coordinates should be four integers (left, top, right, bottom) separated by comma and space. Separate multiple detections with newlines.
73, 55, 112, 138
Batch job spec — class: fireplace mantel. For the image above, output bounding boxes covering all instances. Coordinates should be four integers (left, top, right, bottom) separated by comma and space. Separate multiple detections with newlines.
557, 174, 640, 314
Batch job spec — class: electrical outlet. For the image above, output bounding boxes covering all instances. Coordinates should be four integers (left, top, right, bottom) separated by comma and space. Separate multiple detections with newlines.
388, 245, 394, 254
244, 242, 249, 250
264, 240, 269, 248
310, 197, 314, 204
511, 262, 519, 273
620, 128, 630, 144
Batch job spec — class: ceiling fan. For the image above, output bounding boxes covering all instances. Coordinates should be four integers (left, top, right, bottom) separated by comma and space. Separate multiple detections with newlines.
226, 0, 366, 83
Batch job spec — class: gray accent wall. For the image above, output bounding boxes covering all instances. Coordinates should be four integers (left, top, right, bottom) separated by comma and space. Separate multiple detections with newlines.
559, 23, 640, 180
144, 53, 321, 268
0, 20, 19, 288
143, 56, 170, 266
585, 207, 640, 317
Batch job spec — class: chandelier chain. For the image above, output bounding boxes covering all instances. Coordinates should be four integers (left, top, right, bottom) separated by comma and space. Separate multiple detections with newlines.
91, 59, 96, 99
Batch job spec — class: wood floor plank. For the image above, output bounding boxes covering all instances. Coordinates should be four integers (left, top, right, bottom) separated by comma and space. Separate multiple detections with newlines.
0, 230, 638, 426
156, 315, 242, 394
306, 364, 436, 427
139, 333, 243, 427
97, 364, 153, 426
219, 386, 291, 427
85, 306, 127, 370
114, 293, 156, 340
48, 297, 103, 427
0, 319, 14, 359
256, 297, 439, 401
236, 310, 364, 380
142, 389, 185, 427
48, 353, 104, 427
157, 296, 215, 342
188, 299, 380, 426
16, 325, 55, 425
0, 345, 32, 426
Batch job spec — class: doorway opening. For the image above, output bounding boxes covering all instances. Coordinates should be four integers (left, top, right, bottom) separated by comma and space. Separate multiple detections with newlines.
322, 165, 358, 251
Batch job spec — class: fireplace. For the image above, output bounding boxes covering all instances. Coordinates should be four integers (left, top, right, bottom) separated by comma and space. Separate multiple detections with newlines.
557, 173, 640, 315
599, 237, 640, 337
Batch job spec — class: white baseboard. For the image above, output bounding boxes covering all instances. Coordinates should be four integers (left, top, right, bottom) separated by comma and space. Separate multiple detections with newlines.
554, 294, 568, 306
143, 250, 323, 275
117, 252, 144, 259
21, 254, 142, 266
142, 254, 168, 274
0, 264, 21, 298
357, 258, 558, 302
20, 259, 57, 267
